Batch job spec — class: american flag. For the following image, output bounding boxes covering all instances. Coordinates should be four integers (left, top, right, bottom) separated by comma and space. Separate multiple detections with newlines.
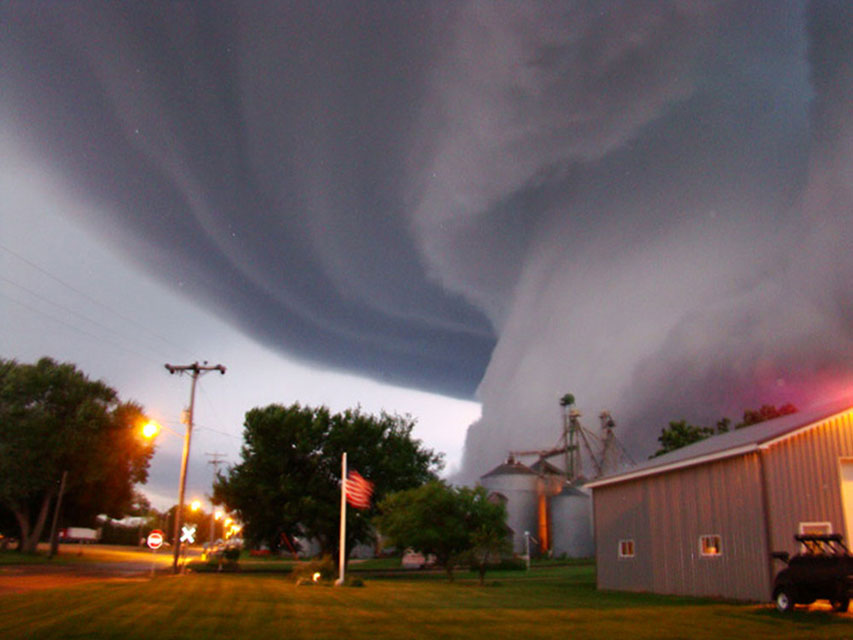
345, 469, 374, 509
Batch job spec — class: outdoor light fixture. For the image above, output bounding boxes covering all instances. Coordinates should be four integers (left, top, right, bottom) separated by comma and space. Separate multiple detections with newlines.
141, 421, 161, 439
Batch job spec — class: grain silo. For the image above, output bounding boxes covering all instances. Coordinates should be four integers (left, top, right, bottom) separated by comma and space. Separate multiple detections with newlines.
479, 457, 538, 554
549, 484, 594, 557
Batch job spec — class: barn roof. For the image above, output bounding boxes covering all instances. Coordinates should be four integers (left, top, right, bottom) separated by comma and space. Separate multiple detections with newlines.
557, 484, 590, 498
586, 398, 853, 489
481, 458, 536, 478
529, 458, 564, 476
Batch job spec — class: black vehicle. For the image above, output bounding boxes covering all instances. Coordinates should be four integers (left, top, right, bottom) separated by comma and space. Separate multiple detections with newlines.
771, 533, 853, 613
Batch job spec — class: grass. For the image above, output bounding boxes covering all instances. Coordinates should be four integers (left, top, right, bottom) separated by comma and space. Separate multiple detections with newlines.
0, 563, 850, 639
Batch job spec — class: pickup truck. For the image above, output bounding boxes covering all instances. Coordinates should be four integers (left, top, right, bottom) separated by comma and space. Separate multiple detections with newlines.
58, 527, 100, 544
771, 533, 852, 613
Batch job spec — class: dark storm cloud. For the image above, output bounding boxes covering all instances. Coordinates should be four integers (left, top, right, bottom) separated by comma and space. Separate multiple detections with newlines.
2, 1, 851, 478
456, 0, 852, 477
1, 1, 493, 397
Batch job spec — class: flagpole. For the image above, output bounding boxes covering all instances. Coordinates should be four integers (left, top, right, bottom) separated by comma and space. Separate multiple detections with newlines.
336, 452, 347, 586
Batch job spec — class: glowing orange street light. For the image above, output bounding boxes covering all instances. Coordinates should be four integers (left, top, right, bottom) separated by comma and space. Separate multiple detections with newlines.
142, 421, 161, 439
190, 499, 202, 512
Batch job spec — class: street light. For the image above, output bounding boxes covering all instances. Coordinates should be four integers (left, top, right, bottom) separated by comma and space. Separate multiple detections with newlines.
142, 421, 161, 439
190, 499, 202, 512
210, 509, 223, 545
140, 417, 194, 572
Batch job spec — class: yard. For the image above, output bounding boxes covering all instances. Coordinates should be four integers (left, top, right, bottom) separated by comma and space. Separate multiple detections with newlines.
0, 561, 849, 639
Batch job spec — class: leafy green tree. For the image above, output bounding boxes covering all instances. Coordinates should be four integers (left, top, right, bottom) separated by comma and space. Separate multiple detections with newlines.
738, 403, 797, 428
0, 357, 155, 552
213, 403, 442, 563
652, 419, 714, 457
462, 489, 511, 585
375, 482, 508, 582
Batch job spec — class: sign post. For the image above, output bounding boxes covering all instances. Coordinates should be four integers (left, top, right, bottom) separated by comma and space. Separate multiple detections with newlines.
147, 529, 164, 576
147, 529, 164, 550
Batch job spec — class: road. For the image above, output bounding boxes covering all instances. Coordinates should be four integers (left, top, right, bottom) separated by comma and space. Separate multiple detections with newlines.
0, 544, 202, 595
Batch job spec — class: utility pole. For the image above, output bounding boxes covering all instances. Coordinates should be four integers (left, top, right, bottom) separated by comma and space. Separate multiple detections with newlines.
47, 470, 68, 559
206, 452, 227, 543
165, 361, 226, 573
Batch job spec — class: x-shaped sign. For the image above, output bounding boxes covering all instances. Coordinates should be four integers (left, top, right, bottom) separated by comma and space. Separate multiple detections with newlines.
180, 524, 196, 544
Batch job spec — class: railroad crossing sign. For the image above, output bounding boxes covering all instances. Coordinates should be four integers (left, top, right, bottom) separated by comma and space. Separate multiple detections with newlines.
147, 529, 164, 550
180, 524, 196, 544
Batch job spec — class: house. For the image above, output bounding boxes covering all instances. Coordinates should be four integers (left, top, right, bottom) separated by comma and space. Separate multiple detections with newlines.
587, 399, 853, 602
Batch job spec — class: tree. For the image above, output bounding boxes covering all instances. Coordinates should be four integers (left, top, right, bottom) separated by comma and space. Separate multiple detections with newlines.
374, 482, 509, 582
651, 420, 714, 457
0, 357, 155, 552
739, 403, 797, 427
651, 404, 798, 458
213, 403, 442, 563
461, 488, 511, 585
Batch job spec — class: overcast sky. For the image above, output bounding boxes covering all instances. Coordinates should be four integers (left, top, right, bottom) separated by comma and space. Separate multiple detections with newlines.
2, 1, 851, 505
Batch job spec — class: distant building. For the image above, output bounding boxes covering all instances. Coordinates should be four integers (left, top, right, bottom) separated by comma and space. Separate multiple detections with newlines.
480, 457, 593, 558
480, 458, 538, 554
587, 400, 853, 602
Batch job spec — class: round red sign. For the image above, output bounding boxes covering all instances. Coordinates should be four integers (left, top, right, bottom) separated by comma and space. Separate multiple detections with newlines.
147, 530, 164, 550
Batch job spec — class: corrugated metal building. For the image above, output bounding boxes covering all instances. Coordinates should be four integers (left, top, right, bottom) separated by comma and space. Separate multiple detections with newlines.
480, 459, 539, 554
587, 400, 853, 602
480, 458, 594, 557
550, 484, 594, 557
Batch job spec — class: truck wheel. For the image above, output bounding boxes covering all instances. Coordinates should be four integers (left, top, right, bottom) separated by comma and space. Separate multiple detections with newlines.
830, 598, 849, 613
773, 586, 795, 613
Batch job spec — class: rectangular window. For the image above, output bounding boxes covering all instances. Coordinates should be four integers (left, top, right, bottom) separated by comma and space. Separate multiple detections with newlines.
798, 521, 831, 535
700, 534, 722, 557
618, 539, 635, 558
798, 522, 831, 553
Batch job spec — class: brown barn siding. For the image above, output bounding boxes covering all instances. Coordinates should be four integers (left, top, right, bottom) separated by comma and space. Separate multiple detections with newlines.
594, 481, 653, 592
762, 410, 853, 555
594, 455, 770, 600
594, 407, 853, 602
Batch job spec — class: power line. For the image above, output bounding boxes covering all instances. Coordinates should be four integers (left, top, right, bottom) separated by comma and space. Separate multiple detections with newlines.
196, 382, 231, 435
0, 290, 163, 366
206, 452, 227, 478
194, 424, 241, 440
0, 274, 175, 362
0, 243, 195, 361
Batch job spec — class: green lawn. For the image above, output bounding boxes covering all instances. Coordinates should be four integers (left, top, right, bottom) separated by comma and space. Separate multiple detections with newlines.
0, 564, 849, 639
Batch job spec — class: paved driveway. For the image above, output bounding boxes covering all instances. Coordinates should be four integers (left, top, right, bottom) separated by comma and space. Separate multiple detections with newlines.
0, 544, 201, 594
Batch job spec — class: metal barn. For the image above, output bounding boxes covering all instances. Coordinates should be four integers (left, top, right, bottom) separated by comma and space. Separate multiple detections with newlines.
587, 400, 853, 602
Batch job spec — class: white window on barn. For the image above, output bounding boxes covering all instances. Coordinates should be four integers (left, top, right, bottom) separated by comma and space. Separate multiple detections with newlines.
699, 534, 722, 557
618, 539, 635, 558
798, 521, 831, 535
798, 522, 831, 553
